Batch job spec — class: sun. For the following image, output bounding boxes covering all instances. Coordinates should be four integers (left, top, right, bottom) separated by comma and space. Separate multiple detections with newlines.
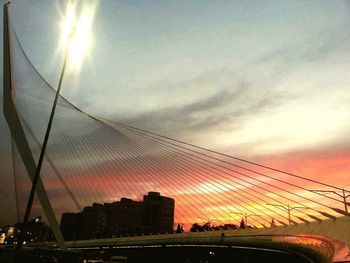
59, 1, 97, 72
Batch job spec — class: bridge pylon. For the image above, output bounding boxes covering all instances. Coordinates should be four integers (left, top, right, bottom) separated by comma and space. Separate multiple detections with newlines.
3, 2, 66, 250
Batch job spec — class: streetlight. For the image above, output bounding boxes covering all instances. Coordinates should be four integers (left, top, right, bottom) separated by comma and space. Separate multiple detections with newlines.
310, 189, 350, 213
230, 211, 261, 227
266, 203, 308, 225
14, 26, 78, 258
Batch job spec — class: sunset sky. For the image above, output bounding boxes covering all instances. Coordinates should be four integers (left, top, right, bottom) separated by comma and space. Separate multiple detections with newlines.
1, 0, 350, 226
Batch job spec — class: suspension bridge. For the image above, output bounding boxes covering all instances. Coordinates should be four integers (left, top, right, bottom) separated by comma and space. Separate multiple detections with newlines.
2, 3, 350, 262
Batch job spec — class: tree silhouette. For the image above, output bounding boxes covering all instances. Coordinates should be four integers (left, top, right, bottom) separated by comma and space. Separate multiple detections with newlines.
190, 223, 202, 232
202, 222, 211, 231
239, 218, 246, 229
271, 218, 276, 227
175, 224, 184, 233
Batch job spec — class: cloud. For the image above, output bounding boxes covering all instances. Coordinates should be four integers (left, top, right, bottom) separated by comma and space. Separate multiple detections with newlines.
100, 27, 350, 156
115, 78, 286, 140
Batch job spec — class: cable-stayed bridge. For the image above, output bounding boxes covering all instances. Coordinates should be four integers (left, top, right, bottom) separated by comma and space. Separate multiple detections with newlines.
2, 3, 350, 263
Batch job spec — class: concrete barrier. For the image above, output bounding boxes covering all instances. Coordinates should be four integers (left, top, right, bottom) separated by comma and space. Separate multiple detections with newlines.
222, 216, 350, 247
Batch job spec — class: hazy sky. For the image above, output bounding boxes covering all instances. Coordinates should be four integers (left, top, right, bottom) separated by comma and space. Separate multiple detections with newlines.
4, 0, 349, 152
1, 0, 350, 225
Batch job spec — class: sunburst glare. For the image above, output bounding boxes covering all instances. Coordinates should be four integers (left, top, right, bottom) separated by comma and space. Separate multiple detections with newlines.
59, 1, 97, 72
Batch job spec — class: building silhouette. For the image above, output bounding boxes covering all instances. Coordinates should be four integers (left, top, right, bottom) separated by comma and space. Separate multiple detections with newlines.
60, 212, 81, 240
81, 203, 107, 239
143, 192, 174, 234
60, 192, 174, 240
104, 197, 144, 237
